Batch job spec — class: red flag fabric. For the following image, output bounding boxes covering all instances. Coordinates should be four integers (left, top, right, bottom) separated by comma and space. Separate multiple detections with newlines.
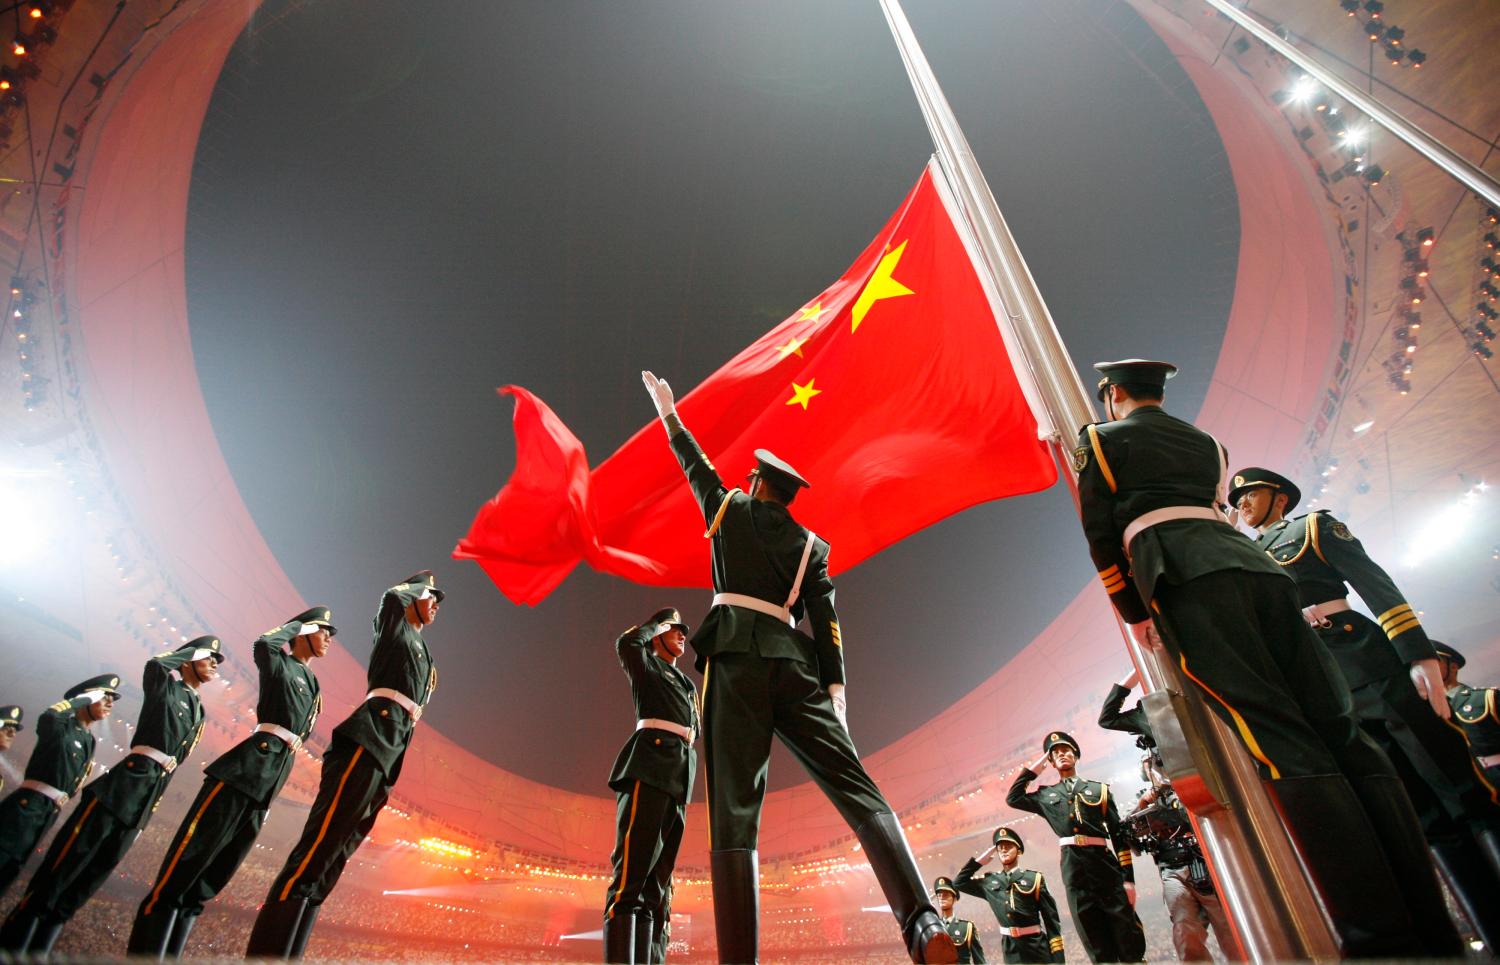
456, 161, 1058, 605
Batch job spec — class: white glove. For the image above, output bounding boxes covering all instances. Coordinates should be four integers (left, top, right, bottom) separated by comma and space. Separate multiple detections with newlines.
295, 622, 319, 637
828, 683, 848, 730
641, 371, 676, 421
1127, 620, 1163, 651
645, 623, 669, 639
80, 689, 108, 705
190, 648, 215, 662
1409, 658, 1452, 720
1125, 881, 1137, 907
976, 844, 999, 866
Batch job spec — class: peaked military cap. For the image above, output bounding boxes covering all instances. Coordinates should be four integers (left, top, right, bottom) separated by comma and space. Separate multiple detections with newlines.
0, 704, 22, 731
1043, 730, 1082, 758
1093, 359, 1178, 401
993, 826, 1025, 852
648, 606, 690, 635
1228, 467, 1302, 513
1432, 641, 1465, 669
66, 673, 123, 701
401, 569, 446, 604
751, 449, 810, 491
932, 875, 958, 896
183, 634, 226, 664
292, 605, 338, 637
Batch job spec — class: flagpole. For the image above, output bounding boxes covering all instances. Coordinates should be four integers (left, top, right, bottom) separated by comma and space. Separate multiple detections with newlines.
877, 1, 1339, 959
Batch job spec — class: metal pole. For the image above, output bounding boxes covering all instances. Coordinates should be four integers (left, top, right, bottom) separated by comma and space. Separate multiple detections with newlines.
876, 0, 1340, 958
1202, 0, 1500, 211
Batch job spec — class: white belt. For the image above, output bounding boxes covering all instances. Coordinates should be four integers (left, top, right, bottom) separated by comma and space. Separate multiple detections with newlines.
18, 779, 68, 806
1060, 835, 1109, 848
1122, 506, 1226, 548
130, 745, 178, 773
367, 688, 422, 722
1002, 925, 1043, 938
1478, 752, 1500, 769
1302, 598, 1352, 627
711, 592, 794, 627
255, 723, 304, 752
636, 718, 694, 742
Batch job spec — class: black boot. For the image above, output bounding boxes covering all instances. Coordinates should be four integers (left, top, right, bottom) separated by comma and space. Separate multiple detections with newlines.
1350, 775, 1463, 957
29, 917, 64, 956
244, 897, 308, 958
166, 911, 198, 959
1266, 775, 1424, 958
854, 812, 956, 964
603, 913, 635, 964
1431, 842, 1500, 950
0, 908, 38, 953
633, 911, 653, 965
1476, 826, 1500, 890
288, 902, 320, 959
649, 914, 667, 964
709, 849, 758, 964
126, 907, 178, 959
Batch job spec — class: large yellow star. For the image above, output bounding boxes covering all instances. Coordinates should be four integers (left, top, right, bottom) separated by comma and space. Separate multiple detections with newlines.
786, 378, 822, 410
799, 302, 829, 323
851, 240, 914, 333
777, 335, 809, 359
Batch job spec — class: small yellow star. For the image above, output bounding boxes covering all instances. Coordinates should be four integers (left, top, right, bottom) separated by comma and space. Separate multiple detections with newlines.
786, 378, 822, 410
777, 335, 809, 359
799, 302, 829, 323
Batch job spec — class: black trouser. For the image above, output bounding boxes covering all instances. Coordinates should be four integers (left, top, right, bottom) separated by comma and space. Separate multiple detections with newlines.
258, 736, 391, 909
1152, 571, 1395, 781
1346, 665, 1500, 842
1057, 846, 1143, 963
700, 652, 888, 849
1001, 932, 1052, 963
0, 790, 60, 898
0, 788, 138, 946
134, 778, 265, 926
603, 780, 684, 925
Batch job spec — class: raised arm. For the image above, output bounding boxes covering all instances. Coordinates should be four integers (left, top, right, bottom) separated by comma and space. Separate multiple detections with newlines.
952, 853, 991, 899
615, 621, 658, 678
1007, 765, 1043, 814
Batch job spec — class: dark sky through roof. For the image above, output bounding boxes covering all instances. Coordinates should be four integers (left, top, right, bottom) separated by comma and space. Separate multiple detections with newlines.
185, 0, 1236, 795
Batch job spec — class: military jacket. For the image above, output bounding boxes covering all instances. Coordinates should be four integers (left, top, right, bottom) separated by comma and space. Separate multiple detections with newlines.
20, 695, 97, 800
205, 622, 323, 807
955, 860, 1063, 954
1075, 406, 1281, 624
1254, 512, 1434, 685
939, 915, 985, 963
608, 624, 699, 803
1098, 683, 1150, 741
668, 424, 844, 687
1450, 683, 1500, 758
332, 580, 437, 779
90, 648, 206, 828
1007, 769, 1134, 883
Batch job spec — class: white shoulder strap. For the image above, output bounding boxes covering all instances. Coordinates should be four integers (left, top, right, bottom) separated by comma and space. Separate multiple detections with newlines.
784, 531, 818, 611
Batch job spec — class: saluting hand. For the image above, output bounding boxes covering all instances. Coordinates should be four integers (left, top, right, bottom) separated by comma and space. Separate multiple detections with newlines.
641, 371, 676, 421
1409, 658, 1453, 721
976, 843, 999, 866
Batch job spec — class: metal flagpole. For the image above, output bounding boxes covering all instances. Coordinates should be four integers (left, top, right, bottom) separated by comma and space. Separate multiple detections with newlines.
876, 0, 1340, 959
1201, 0, 1500, 210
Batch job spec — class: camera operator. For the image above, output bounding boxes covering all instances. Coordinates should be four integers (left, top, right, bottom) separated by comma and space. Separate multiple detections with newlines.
1100, 669, 1235, 961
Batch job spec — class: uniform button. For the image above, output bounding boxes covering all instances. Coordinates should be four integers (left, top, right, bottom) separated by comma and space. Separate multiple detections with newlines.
381, 709, 389, 717
259, 741, 269, 750
654, 738, 662, 746
1343, 624, 1354, 632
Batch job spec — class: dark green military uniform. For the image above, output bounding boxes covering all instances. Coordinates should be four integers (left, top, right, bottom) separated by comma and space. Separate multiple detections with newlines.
1076, 359, 1454, 957
659, 409, 950, 964
1441, 642, 1500, 786
953, 831, 1061, 964
0, 705, 22, 796
0, 677, 117, 898
932, 877, 985, 963
0, 641, 221, 953
1007, 734, 1141, 962
604, 609, 699, 965
129, 608, 330, 957
247, 573, 441, 960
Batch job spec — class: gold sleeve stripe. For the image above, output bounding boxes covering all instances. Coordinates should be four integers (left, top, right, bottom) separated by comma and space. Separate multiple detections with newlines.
830, 622, 842, 648
1101, 574, 1128, 594
1385, 614, 1423, 638
1086, 425, 1117, 494
1099, 564, 1122, 579
1376, 603, 1414, 628
1117, 851, 1132, 865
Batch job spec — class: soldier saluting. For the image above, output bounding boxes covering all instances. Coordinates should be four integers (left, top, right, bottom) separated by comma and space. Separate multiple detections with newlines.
128, 606, 332, 958
642, 371, 955, 964
0, 705, 21, 792
603, 607, 699, 965
1231, 467, 1500, 948
0, 675, 119, 898
246, 573, 442, 960
931, 876, 986, 964
1008, 732, 1141, 963
953, 828, 1063, 964
0, 639, 223, 955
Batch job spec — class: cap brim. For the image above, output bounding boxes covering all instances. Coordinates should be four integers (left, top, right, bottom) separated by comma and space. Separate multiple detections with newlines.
308, 620, 338, 637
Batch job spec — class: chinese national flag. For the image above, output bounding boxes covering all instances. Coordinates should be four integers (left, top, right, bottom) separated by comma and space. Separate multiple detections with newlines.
456, 160, 1057, 605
